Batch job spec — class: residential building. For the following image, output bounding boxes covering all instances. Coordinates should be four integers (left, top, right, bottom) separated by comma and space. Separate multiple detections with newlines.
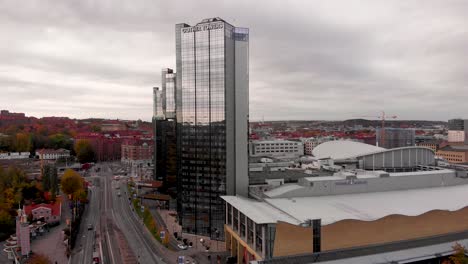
121, 139, 153, 165
436, 145, 468, 163
448, 118, 465, 130
375, 128, 415, 148
36, 148, 70, 160
24, 203, 61, 224
0, 110, 28, 126
75, 133, 122, 162
250, 140, 304, 158
100, 121, 127, 132
176, 17, 249, 239
448, 130, 465, 143
416, 140, 444, 152
0, 152, 30, 160
447, 118, 468, 144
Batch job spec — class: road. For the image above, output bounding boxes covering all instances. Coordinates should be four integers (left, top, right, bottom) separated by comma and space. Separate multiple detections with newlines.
110, 170, 166, 264
72, 162, 168, 264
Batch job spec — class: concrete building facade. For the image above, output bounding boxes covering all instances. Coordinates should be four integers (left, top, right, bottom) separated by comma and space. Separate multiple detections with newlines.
250, 140, 303, 158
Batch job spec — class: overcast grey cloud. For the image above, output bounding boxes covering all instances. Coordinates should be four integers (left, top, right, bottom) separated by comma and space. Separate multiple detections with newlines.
1, 0, 467, 121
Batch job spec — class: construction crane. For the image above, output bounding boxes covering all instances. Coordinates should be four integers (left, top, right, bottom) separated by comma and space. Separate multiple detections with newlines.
357, 111, 397, 147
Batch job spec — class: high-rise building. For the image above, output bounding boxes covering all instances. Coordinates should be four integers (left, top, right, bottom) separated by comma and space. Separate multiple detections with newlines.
153, 87, 164, 180
448, 118, 465, 131
376, 128, 415, 149
153, 76, 178, 188
447, 118, 468, 144
161, 68, 176, 119
175, 17, 249, 239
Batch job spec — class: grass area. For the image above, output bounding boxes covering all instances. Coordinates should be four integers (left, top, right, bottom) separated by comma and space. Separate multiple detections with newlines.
127, 183, 169, 247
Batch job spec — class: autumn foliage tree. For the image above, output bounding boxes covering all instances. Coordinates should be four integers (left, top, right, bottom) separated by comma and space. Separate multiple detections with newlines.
448, 243, 468, 264
26, 253, 52, 264
74, 139, 95, 163
60, 169, 84, 199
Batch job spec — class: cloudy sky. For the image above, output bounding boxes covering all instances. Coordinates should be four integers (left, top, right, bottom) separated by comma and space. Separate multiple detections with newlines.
1, 0, 467, 121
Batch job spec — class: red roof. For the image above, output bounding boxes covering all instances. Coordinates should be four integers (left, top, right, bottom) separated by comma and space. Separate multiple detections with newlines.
24, 202, 61, 217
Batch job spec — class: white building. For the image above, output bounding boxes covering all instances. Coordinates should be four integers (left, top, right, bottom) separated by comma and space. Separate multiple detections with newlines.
0, 152, 29, 160
250, 140, 304, 158
302, 137, 336, 155
36, 149, 70, 160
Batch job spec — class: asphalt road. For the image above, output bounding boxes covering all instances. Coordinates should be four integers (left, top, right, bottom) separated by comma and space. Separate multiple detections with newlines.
70, 162, 170, 264
72, 179, 98, 264
111, 171, 166, 264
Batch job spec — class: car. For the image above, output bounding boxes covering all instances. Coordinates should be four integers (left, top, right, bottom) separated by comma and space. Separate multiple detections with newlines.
87, 224, 93, 230
177, 244, 188, 250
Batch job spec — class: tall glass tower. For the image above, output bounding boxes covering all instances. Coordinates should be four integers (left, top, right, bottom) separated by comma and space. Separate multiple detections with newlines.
176, 18, 249, 239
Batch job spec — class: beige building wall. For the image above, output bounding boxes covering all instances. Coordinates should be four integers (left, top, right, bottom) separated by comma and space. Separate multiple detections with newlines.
436, 150, 468, 163
273, 222, 313, 257
322, 207, 468, 251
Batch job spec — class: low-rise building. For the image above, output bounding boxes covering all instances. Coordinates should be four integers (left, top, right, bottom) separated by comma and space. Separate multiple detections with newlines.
36, 148, 70, 160
436, 145, 468, 163
121, 139, 153, 165
75, 133, 123, 162
416, 140, 444, 152
0, 152, 30, 160
24, 203, 61, 224
250, 140, 303, 158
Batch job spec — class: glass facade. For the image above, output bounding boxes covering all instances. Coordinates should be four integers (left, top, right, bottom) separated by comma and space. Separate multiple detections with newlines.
162, 68, 176, 119
176, 18, 249, 239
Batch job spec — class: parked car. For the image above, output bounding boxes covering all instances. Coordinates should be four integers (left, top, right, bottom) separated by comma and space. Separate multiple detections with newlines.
87, 224, 93, 230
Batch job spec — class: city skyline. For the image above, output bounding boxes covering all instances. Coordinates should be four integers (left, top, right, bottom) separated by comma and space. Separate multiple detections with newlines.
1, 1, 468, 121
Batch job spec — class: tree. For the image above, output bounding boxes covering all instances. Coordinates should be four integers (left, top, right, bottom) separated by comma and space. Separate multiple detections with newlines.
448, 243, 468, 264
26, 253, 52, 264
13, 133, 31, 152
0, 135, 13, 152
42, 164, 58, 199
61, 169, 83, 199
74, 139, 95, 163
48, 133, 73, 150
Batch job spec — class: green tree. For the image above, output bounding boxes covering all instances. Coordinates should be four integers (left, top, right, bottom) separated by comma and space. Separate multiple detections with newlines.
61, 169, 83, 199
48, 133, 73, 150
74, 139, 95, 163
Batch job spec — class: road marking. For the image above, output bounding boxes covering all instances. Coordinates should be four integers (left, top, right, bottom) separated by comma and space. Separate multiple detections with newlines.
106, 229, 116, 264
99, 241, 105, 264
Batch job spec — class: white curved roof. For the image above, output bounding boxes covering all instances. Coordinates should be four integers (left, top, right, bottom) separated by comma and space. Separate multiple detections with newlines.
265, 183, 468, 225
313, 140, 385, 160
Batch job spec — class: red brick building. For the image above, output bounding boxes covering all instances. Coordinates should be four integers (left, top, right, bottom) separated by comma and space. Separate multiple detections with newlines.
121, 139, 153, 164
0, 110, 29, 126
75, 133, 123, 162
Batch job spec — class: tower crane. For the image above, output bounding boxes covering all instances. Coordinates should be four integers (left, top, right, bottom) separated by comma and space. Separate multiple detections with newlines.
357, 111, 397, 147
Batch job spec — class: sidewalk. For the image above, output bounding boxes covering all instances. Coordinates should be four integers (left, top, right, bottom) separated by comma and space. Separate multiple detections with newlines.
157, 209, 226, 253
